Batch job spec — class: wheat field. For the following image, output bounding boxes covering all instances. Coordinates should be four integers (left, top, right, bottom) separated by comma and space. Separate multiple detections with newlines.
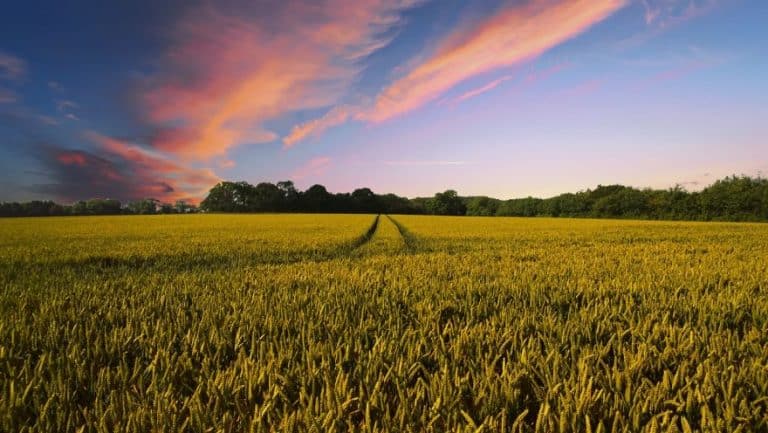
1, 214, 767, 432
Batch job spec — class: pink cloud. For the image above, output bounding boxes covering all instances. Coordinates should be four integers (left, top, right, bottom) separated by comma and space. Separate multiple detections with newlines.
85, 132, 220, 202
283, 105, 354, 148
291, 156, 332, 180
362, 0, 626, 123
144, 1, 421, 160
56, 151, 88, 167
453, 75, 514, 104
384, 160, 467, 167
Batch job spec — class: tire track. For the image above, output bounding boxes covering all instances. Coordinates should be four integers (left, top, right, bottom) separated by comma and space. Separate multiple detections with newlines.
349, 214, 380, 250
385, 215, 418, 252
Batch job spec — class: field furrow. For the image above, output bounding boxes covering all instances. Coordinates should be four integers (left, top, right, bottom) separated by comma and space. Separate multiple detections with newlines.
352, 214, 406, 257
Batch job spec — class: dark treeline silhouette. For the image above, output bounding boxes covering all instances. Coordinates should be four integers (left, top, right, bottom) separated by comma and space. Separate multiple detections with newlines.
199, 181, 421, 214
465, 175, 768, 221
0, 198, 197, 217
2, 175, 767, 221
200, 176, 768, 221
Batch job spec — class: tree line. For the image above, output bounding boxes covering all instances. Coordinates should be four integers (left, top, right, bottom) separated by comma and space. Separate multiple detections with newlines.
2, 175, 767, 221
199, 181, 421, 214
464, 175, 768, 221
0, 198, 197, 217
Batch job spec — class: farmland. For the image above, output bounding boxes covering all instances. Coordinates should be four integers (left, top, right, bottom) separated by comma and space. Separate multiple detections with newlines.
1, 214, 767, 432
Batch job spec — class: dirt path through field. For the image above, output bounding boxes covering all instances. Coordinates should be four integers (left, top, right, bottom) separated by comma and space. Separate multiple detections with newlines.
385, 215, 418, 252
351, 214, 409, 257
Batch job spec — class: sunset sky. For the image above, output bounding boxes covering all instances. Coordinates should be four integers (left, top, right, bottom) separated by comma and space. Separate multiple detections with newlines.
0, 0, 766, 203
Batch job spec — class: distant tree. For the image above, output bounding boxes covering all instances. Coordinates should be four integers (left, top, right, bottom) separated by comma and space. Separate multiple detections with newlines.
276, 180, 299, 211
253, 182, 282, 212
175, 200, 191, 213
427, 190, 466, 215
200, 181, 251, 212
700, 175, 768, 221
85, 198, 121, 215
380, 193, 422, 214
592, 188, 649, 218
352, 188, 380, 213
302, 184, 332, 212
466, 196, 500, 216
128, 199, 159, 215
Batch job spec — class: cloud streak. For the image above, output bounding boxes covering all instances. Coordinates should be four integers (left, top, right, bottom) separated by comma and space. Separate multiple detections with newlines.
143, 0, 421, 160
35, 133, 220, 203
283, 105, 354, 148
363, 0, 625, 123
641, 0, 717, 27
283, 0, 625, 146
453, 75, 514, 104
384, 160, 468, 166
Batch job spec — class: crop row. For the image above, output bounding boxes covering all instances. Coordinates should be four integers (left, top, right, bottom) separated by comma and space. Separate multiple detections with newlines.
1, 214, 767, 432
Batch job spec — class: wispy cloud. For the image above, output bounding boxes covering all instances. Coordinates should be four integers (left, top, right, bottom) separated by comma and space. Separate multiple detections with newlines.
86, 132, 220, 200
617, 0, 720, 50
0, 52, 25, 80
144, 0, 421, 160
641, 0, 718, 28
291, 156, 332, 180
383, 160, 468, 166
35, 132, 220, 203
56, 99, 80, 120
282, 1, 623, 146
55, 151, 88, 167
283, 105, 354, 148
56, 99, 78, 112
453, 75, 514, 104
362, 0, 626, 122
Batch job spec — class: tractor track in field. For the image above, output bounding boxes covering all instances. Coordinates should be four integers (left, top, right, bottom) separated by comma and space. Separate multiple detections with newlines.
385, 215, 418, 252
349, 214, 380, 251
37, 214, 389, 274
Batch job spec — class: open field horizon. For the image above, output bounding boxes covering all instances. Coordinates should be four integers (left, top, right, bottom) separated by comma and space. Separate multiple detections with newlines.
2, 0, 767, 431
2, 214, 767, 432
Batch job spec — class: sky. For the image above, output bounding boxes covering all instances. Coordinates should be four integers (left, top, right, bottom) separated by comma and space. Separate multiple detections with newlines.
0, 0, 766, 203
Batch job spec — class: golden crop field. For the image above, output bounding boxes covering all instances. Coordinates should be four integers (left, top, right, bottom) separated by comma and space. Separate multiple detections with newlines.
1, 214, 767, 432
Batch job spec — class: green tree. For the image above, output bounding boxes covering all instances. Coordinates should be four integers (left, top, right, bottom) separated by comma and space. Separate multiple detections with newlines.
427, 190, 466, 215
466, 196, 500, 216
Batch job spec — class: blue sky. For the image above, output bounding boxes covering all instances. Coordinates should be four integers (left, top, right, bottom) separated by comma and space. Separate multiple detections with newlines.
0, 0, 766, 202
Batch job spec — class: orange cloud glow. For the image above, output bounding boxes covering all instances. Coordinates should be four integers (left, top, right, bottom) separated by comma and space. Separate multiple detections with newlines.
144, 1, 420, 160
363, 0, 626, 122
283, 105, 354, 148
86, 132, 220, 202
56, 151, 88, 167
